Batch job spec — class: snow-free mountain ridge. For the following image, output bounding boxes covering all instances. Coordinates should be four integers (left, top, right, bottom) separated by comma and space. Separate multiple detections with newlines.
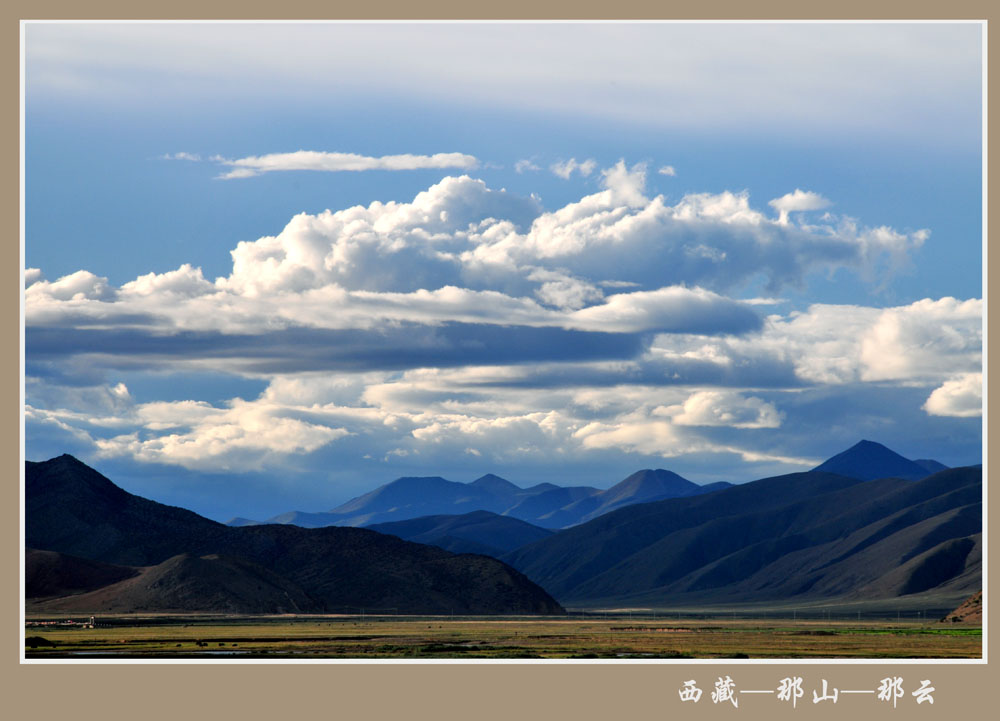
232, 469, 732, 529
231, 440, 949, 530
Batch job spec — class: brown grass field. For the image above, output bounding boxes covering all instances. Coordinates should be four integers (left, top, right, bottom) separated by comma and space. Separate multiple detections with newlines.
23, 614, 982, 659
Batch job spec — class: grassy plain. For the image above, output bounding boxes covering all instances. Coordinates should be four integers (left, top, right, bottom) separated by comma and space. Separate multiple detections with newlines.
24, 614, 982, 659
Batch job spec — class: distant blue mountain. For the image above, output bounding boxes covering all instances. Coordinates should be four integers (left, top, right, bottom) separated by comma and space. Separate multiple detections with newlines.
366, 510, 554, 557
812, 440, 947, 481
226, 440, 945, 533
532, 469, 731, 527
227, 469, 730, 530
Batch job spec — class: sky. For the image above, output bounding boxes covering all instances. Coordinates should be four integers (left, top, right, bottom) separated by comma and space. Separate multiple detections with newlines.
23, 22, 984, 522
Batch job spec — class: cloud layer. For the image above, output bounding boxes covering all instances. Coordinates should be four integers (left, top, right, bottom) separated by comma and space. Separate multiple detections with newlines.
26, 23, 982, 144
24, 166, 981, 484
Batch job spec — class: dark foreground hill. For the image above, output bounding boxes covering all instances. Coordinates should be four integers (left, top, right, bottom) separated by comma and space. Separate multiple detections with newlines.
238, 468, 730, 530
27, 549, 320, 614
504, 467, 981, 608
25, 455, 564, 615
366, 510, 554, 556
26, 548, 139, 599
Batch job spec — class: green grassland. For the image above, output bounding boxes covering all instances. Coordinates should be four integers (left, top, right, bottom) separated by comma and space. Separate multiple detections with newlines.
24, 614, 982, 659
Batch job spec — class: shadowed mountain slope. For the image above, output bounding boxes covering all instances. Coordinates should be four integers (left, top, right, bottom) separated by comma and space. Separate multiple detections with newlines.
26, 548, 139, 599
28, 551, 321, 614
366, 510, 554, 556
25, 455, 564, 615
503, 467, 980, 607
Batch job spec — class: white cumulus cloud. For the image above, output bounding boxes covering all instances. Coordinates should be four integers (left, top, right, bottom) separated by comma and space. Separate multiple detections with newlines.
769, 189, 832, 224
550, 157, 598, 179
923, 373, 982, 417
666, 390, 783, 429
119, 263, 215, 298
25, 270, 116, 302
94, 398, 351, 472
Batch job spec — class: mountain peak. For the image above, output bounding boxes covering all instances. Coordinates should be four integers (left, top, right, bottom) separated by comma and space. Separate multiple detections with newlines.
812, 440, 932, 481
612, 468, 695, 492
470, 473, 520, 492
854, 439, 889, 451
27, 454, 129, 502
46, 454, 91, 469
592, 469, 700, 511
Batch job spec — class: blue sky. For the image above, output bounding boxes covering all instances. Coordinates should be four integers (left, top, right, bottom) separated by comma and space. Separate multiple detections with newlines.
23, 22, 984, 521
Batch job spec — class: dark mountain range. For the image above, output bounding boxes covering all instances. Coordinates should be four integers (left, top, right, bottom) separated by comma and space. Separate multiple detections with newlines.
236, 469, 730, 530
25, 455, 564, 615
503, 466, 981, 608
812, 439, 945, 481
366, 510, 554, 557
27, 441, 975, 616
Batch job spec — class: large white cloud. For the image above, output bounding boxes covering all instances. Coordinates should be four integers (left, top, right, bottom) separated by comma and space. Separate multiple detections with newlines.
923, 373, 983, 417
27, 168, 929, 333
212, 164, 923, 301
218, 174, 540, 296
33, 169, 812, 341
463, 164, 925, 294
